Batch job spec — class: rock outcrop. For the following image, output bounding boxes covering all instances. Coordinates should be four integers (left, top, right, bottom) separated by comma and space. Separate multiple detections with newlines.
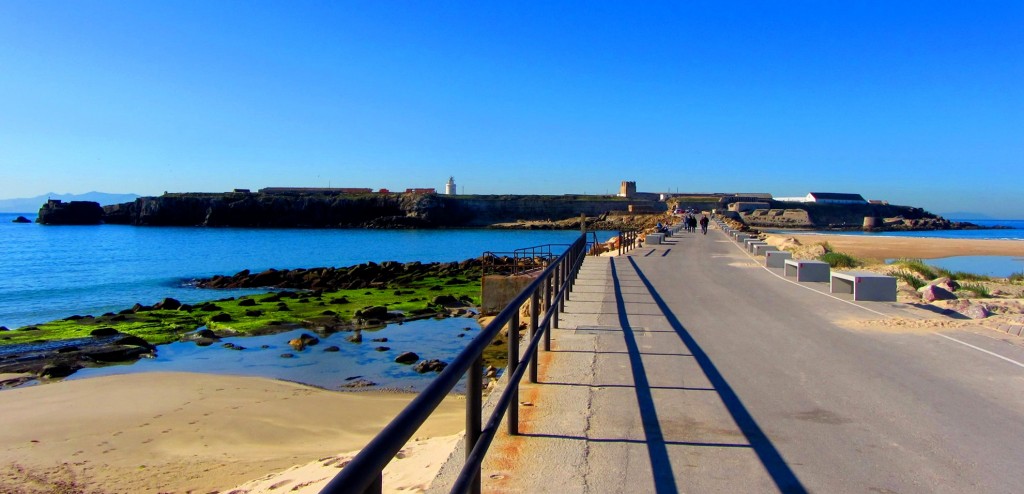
37, 200, 104, 225
101, 191, 664, 228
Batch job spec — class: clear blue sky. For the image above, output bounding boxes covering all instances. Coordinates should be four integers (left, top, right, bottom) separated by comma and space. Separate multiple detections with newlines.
1, 1, 1021, 217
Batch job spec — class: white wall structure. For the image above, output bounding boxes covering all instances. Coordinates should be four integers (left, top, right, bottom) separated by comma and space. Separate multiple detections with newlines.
445, 176, 456, 195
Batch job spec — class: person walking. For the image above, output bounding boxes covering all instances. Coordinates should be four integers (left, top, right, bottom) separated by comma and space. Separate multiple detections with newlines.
699, 215, 709, 235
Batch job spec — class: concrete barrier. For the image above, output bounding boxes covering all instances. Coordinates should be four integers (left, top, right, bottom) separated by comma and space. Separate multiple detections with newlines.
753, 244, 779, 256
765, 251, 792, 268
830, 271, 897, 301
783, 259, 830, 282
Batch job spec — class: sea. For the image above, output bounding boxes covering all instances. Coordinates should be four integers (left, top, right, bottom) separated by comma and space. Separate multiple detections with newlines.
0, 213, 607, 329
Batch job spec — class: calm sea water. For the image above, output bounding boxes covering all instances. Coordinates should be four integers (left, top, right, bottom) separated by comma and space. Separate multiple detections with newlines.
0, 213, 605, 329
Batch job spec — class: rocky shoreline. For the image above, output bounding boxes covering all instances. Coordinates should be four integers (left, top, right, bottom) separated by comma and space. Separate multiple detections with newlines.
0, 258, 508, 386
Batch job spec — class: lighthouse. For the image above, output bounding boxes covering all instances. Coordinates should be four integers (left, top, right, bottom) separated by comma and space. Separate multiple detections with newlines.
445, 176, 456, 195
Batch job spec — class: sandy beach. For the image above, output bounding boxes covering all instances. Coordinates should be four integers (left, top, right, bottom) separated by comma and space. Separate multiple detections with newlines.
774, 234, 1024, 261
0, 372, 464, 494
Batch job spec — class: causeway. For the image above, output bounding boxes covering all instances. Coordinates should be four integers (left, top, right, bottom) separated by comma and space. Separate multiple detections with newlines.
436, 222, 1024, 493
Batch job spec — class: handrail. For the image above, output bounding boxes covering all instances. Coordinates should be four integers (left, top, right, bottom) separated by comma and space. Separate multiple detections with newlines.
321, 233, 588, 494
449, 236, 587, 492
618, 228, 640, 255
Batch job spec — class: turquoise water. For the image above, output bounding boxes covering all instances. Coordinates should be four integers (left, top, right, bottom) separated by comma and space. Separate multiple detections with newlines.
0, 212, 604, 329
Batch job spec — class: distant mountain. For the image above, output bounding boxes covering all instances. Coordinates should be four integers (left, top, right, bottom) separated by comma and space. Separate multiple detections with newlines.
0, 192, 140, 213
940, 211, 996, 221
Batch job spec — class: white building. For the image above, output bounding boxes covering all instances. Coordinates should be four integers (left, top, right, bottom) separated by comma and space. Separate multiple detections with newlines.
776, 192, 867, 205
445, 177, 456, 195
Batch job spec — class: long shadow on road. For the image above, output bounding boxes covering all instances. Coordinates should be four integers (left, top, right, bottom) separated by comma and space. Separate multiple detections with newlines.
623, 256, 808, 493
610, 256, 678, 493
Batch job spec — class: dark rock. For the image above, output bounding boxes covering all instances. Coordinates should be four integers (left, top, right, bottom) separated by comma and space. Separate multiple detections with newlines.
199, 303, 222, 312
431, 295, 460, 306
0, 326, 8, 331
83, 344, 152, 362
280, 353, 296, 358
341, 378, 377, 388
37, 200, 103, 225
395, 351, 419, 364
210, 312, 233, 322
20, 326, 39, 331
90, 327, 119, 337
413, 359, 448, 373
238, 298, 257, 307
347, 332, 362, 343
39, 363, 80, 378
371, 337, 388, 342
244, 309, 263, 317
12, 215, 31, 223
355, 306, 388, 320
288, 333, 320, 351
154, 297, 182, 310
375, 346, 391, 352
194, 338, 217, 347
321, 310, 336, 316
323, 345, 340, 352
113, 336, 152, 346
111, 314, 127, 321
64, 315, 84, 321
329, 296, 350, 305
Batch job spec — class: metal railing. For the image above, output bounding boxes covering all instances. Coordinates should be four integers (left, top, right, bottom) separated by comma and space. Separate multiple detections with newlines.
618, 229, 640, 255
482, 243, 568, 276
321, 233, 589, 494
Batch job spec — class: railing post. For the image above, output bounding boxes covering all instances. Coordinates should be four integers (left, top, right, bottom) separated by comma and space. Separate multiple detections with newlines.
466, 354, 483, 494
551, 266, 560, 330
507, 311, 520, 435
362, 474, 382, 494
529, 290, 539, 383
544, 273, 553, 350
558, 260, 566, 310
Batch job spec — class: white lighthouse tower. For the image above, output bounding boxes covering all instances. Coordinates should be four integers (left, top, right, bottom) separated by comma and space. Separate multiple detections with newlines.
445, 176, 456, 195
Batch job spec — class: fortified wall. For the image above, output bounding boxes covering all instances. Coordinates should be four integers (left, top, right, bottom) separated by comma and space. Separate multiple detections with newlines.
98, 192, 666, 228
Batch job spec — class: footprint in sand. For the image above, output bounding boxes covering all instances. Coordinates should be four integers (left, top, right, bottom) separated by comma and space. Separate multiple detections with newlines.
141, 439, 153, 444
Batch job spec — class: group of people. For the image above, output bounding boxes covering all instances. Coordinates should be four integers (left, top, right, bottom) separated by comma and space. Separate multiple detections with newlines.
680, 213, 711, 235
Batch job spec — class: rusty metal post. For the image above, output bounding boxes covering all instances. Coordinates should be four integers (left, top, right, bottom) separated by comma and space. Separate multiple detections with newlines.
466, 354, 483, 494
508, 311, 520, 435
529, 290, 539, 383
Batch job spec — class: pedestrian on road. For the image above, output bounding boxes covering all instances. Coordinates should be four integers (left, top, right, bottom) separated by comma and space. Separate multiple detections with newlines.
699, 215, 709, 235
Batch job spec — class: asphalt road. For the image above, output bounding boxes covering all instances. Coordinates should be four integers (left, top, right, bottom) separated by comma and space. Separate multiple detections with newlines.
462, 224, 1024, 493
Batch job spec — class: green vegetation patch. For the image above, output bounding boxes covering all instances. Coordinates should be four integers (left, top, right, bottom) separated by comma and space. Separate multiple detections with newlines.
891, 258, 937, 280
958, 282, 991, 298
819, 252, 860, 269
892, 270, 926, 290
2, 274, 481, 347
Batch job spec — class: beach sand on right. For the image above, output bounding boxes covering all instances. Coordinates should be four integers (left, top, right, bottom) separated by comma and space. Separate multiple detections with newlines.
775, 234, 1024, 260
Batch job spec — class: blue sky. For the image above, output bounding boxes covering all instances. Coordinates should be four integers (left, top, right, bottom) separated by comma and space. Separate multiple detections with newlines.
1, 1, 1021, 217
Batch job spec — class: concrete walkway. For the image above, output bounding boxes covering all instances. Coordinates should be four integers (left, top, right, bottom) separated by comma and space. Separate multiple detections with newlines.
437, 224, 1024, 493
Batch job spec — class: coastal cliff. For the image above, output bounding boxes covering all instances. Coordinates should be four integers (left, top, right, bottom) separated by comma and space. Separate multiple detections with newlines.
37, 200, 104, 225
100, 192, 664, 228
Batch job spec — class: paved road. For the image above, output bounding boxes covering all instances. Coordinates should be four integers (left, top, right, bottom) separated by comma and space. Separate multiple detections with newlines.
461, 223, 1024, 493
